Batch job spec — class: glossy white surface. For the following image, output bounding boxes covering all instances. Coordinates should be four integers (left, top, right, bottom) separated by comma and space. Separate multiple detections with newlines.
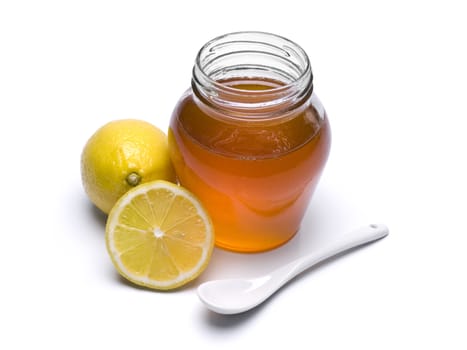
1, 1, 466, 349
198, 224, 389, 314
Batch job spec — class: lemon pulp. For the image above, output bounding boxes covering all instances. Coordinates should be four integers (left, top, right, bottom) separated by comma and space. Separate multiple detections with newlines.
105, 180, 214, 290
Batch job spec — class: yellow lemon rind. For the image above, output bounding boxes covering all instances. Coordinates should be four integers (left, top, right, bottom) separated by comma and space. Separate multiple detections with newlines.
81, 119, 176, 214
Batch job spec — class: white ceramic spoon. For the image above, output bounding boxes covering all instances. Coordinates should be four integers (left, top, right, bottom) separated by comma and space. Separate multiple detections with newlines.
197, 224, 389, 315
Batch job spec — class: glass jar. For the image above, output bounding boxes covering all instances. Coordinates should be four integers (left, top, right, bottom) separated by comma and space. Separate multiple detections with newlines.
168, 31, 331, 252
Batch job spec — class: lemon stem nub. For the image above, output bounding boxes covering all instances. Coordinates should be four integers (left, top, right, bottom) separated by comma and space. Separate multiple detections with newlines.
126, 172, 141, 187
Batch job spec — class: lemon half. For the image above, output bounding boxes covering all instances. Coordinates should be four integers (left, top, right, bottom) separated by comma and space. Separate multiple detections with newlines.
105, 180, 214, 290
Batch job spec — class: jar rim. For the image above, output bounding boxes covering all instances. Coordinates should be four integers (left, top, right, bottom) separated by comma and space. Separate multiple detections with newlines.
194, 31, 312, 97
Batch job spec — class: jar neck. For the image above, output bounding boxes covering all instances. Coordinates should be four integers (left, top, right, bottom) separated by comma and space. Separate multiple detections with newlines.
191, 31, 313, 120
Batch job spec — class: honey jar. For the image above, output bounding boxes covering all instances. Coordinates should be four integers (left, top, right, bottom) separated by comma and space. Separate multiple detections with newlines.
169, 31, 331, 252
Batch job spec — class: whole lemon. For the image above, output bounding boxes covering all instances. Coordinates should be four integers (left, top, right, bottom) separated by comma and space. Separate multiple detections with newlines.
81, 119, 176, 214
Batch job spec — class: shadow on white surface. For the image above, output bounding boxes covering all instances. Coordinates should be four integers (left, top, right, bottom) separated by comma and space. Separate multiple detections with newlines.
88, 202, 107, 228
200, 299, 265, 329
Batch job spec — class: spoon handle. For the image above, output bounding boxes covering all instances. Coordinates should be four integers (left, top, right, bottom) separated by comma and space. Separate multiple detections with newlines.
272, 224, 389, 288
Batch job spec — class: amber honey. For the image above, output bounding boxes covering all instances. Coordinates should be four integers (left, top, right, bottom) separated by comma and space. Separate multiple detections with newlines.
168, 32, 331, 252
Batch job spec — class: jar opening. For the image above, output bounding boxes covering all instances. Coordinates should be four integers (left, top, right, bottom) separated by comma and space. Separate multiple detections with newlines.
192, 31, 313, 118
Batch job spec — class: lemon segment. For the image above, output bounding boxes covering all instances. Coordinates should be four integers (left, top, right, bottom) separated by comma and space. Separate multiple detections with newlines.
105, 180, 214, 290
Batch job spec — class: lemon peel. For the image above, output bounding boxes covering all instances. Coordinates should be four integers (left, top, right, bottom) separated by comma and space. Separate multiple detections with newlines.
81, 119, 176, 214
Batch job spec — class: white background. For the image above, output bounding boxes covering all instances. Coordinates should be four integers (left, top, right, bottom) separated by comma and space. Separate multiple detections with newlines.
1, 0, 466, 348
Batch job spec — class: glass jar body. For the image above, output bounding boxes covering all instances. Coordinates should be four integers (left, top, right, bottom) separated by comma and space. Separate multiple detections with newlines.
168, 32, 331, 252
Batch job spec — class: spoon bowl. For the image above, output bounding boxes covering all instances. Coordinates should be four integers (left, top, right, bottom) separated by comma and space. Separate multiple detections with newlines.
197, 224, 389, 315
